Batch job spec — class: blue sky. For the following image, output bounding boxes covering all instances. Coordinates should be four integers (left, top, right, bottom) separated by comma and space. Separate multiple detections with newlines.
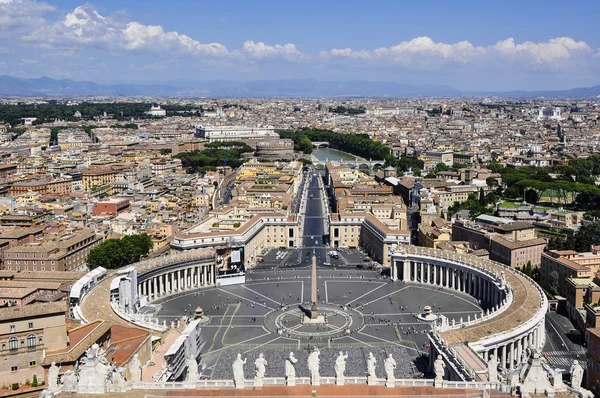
1, 0, 599, 91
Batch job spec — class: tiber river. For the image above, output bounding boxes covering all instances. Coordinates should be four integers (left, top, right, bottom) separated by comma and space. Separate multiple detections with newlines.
311, 147, 363, 163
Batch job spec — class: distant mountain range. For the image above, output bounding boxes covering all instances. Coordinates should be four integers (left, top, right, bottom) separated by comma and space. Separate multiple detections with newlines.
0, 75, 599, 98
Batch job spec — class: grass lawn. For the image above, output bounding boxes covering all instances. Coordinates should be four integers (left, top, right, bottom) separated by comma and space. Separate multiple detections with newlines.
499, 201, 521, 208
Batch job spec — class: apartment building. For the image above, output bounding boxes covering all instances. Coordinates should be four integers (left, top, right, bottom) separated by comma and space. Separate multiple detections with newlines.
92, 198, 131, 216
82, 168, 116, 192
0, 302, 68, 387
2, 229, 102, 272
10, 179, 72, 197
452, 216, 546, 268
540, 247, 600, 298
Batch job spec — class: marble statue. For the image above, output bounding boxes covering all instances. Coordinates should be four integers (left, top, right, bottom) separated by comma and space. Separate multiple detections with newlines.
232, 353, 247, 389
367, 352, 377, 384
285, 352, 298, 386
254, 353, 268, 381
308, 347, 321, 386
334, 351, 348, 385
48, 362, 61, 391
433, 357, 445, 385
384, 354, 396, 387
129, 353, 142, 383
61, 370, 78, 393
487, 354, 498, 383
570, 360, 584, 390
186, 357, 198, 382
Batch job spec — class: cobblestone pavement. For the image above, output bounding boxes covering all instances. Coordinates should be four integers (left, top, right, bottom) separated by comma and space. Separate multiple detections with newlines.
149, 267, 481, 380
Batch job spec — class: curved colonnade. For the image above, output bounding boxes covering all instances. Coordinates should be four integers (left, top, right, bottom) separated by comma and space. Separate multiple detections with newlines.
390, 245, 547, 380
135, 249, 217, 302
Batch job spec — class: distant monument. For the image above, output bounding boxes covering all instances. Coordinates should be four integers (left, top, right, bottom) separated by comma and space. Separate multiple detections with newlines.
303, 252, 325, 324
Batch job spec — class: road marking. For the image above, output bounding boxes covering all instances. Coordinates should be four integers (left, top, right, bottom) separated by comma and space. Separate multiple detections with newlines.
325, 281, 329, 303
301, 281, 304, 303
241, 285, 282, 306
546, 315, 569, 350
360, 286, 410, 307
204, 332, 272, 356
218, 288, 276, 310
345, 282, 387, 306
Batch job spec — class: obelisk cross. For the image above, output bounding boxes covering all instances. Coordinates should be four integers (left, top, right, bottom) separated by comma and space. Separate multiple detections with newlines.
310, 251, 318, 319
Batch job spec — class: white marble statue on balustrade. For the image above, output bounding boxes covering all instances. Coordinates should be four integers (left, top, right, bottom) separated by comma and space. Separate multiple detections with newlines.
335, 351, 348, 385
384, 354, 396, 387
366, 352, 377, 384
48, 362, 61, 391
551, 367, 565, 391
487, 354, 498, 383
570, 360, 584, 390
254, 353, 268, 383
186, 356, 198, 382
285, 352, 298, 386
129, 353, 142, 383
308, 347, 321, 386
232, 353, 246, 389
61, 370, 78, 392
433, 357, 445, 386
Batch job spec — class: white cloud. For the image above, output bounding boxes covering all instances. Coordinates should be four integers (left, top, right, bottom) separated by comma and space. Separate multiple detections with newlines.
322, 36, 596, 67
241, 40, 304, 61
20, 4, 230, 56
0, 0, 56, 38
491, 37, 592, 63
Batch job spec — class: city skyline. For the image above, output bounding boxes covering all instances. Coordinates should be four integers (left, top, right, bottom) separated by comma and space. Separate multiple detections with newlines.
1, 0, 599, 91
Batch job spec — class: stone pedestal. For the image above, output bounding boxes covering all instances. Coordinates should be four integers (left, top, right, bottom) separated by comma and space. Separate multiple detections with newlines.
385, 379, 395, 388
302, 315, 326, 324
336, 377, 345, 386
286, 376, 296, 386
367, 376, 377, 385
254, 377, 263, 387
77, 361, 106, 394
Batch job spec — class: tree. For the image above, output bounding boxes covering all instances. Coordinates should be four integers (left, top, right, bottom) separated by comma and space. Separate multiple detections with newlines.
570, 221, 600, 252
434, 163, 449, 173
32, 375, 37, 387
159, 148, 172, 155
548, 271, 560, 295
87, 233, 153, 270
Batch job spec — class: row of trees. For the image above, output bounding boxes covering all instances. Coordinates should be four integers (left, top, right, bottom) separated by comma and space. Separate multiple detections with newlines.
175, 141, 254, 173
0, 102, 200, 126
87, 233, 153, 270
280, 128, 391, 160
328, 106, 365, 115
487, 161, 600, 208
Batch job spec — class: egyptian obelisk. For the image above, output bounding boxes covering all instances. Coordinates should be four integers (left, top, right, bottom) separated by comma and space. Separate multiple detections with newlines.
310, 251, 318, 318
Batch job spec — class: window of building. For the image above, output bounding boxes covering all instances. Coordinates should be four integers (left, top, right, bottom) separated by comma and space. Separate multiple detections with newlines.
10, 325, 15, 332
28, 322, 33, 330
9, 337, 17, 350
38, 337, 43, 345
29, 361, 36, 367
11, 366, 17, 372
27, 334, 36, 348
